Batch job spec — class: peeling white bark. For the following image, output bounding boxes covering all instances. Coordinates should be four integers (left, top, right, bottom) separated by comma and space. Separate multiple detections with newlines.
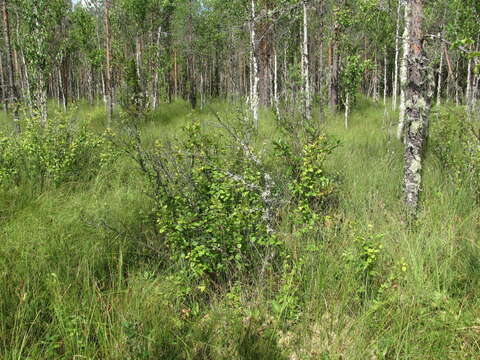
250, 0, 259, 128
397, 0, 410, 141
392, 0, 401, 111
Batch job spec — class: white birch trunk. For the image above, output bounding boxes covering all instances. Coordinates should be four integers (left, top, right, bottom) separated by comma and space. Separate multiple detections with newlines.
373, 57, 379, 103
454, 59, 460, 106
273, 46, 279, 115
250, 0, 259, 128
392, 0, 401, 111
466, 55, 472, 117
344, 92, 349, 129
397, 0, 410, 141
152, 26, 162, 110
383, 50, 388, 106
436, 49, 443, 107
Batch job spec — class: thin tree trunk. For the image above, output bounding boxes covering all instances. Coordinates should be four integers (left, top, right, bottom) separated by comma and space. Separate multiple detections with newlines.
384, 48, 389, 125
152, 27, 162, 110
88, 65, 94, 105
250, 0, 259, 128
397, 0, 411, 141
104, 0, 113, 124
273, 46, 279, 115
436, 48, 443, 106
19, 48, 32, 116
58, 67, 67, 111
135, 36, 142, 89
0, 50, 6, 112
2, 0, 20, 132
302, 0, 311, 122
383, 49, 388, 106
187, 1, 196, 109
283, 46, 287, 100
344, 92, 349, 129
329, 39, 339, 111
466, 52, 472, 117
373, 55, 379, 102
404, 0, 431, 212
173, 50, 178, 99
200, 71, 205, 109
455, 58, 460, 106
318, 38, 325, 123
392, 0, 401, 111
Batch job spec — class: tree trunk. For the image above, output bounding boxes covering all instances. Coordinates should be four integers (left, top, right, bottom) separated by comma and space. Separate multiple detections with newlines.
454, 58, 460, 106
250, 0, 259, 128
2, 0, 20, 132
329, 39, 339, 111
436, 48, 443, 106
397, 0, 411, 140
383, 49, 388, 106
403, 0, 431, 212
273, 46, 279, 115
152, 26, 162, 110
373, 55, 379, 102
187, 1, 196, 109
397, 0, 411, 141
392, 0, 401, 111
466, 52, 472, 117
104, 0, 113, 124
0, 48, 6, 112
302, 0, 311, 122
344, 92, 350, 129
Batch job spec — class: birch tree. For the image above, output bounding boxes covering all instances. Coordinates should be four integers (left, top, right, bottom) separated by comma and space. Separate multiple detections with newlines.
397, 0, 410, 141
392, 0, 402, 111
301, 0, 311, 122
250, 0, 259, 128
1, 0, 20, 132
104, 0, 113, 124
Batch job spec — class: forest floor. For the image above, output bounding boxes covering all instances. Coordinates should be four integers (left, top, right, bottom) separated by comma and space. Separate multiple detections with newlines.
1, 100, 480, 359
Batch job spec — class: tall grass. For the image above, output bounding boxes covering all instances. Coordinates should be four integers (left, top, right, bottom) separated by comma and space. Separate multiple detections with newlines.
0, 100, 479, 359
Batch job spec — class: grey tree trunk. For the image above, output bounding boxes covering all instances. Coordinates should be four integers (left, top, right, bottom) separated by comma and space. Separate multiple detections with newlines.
301, 0, 311, 122
329, 40, 339, 111
0, 46, 6, 112
403, 0, 432, 211
2, 0, 20, 132
19, 48, 32, 117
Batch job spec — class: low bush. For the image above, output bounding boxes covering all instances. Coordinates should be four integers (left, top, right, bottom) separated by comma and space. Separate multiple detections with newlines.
0, 111, 114, 191
114, 113, 337, 281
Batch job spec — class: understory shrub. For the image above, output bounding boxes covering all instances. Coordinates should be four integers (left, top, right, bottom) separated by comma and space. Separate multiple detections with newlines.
116, 113, 337, 281
0, 111, 112, 190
